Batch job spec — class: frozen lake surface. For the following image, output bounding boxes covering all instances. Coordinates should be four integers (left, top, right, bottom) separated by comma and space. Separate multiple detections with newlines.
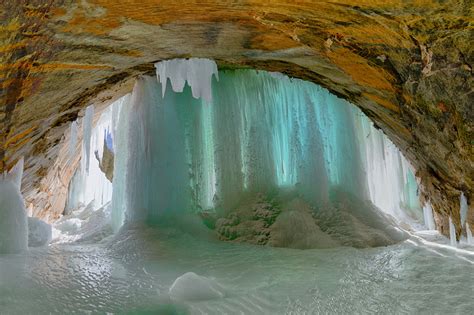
1, 225, 473, 315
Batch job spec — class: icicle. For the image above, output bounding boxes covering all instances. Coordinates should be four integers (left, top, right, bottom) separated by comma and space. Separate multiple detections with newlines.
66, 104, 114, 217
81, 105, 94, 175
154, 58, 218, 103
353, 105, 422, 226
460, 192, 468, 226
423, 203, 436, 230
69, 121, 78, 158
449, 216, 457, 247
467, 223, 473, 245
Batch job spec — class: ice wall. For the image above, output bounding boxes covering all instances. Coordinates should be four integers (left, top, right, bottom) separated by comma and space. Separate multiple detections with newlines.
354, 114, 423, 226
110, 67, 422, 230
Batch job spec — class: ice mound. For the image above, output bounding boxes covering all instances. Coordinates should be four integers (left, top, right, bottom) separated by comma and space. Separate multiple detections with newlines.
270, 208, 339, 249
313, 189, 408, 248
53, 202, 112, 244
215, 190, 407, 249
0, 158, 28, 254
169, 272, 225, 301
28, 217, 52, 247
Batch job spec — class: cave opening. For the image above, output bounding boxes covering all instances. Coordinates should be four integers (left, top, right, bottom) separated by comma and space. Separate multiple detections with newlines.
1, 59, 473, 314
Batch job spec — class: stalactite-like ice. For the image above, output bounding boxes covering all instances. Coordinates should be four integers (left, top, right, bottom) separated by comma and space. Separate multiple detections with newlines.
460, 192, 468, 226
423, 203, 436, 230
109, 68, 421, 239
65, 105, 115, 230
81, 105, 95, 175
69, 120, 78, 158
467, 223, 473, 245
354, 114, 423, 226
155, 58, 218, 103
449, 216, 457, 247
0, 158, 28, 254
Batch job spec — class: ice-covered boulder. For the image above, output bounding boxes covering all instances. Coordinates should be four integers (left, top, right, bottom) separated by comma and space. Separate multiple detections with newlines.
169, 272, 225, 301
0, 158, 28, 254
28, 217, 52, 247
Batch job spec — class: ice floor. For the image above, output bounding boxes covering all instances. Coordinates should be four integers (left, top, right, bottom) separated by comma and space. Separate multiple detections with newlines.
1, 223, 473, 315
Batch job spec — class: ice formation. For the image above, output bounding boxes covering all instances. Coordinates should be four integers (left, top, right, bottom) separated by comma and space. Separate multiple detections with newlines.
0, 158, 28, 254
69, 120, 78, 158
423, 203, 436, 230
28, 217, 52, 247
66, 105, 114, 214
449, 216, 457, 247
81, 105, 95, 175
169, 272, 225, 301
155, 58, 218, 103
460, 192, 468, 226
355, 117, 423, 225
467, 223, 473, 245
53, 202, 112, 244
109, 68, 422, 236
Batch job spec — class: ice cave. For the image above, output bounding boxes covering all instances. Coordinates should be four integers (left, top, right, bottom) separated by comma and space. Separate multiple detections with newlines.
1, 2, 473, 314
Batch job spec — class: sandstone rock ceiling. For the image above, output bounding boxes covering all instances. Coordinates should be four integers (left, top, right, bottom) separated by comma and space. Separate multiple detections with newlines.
1, 0, 472, 235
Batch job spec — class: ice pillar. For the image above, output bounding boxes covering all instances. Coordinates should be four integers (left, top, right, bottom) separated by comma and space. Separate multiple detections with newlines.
449, 216, 457, 247
0, 158, 28, 254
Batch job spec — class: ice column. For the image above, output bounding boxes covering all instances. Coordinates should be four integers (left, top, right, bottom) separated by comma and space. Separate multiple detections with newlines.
423, 203, 436, 230
0, 158, 28, 254
460, 192, 468, 226
467, 223, 473, 245
81, 105, 94, 175
449, 216, 457, 247
69, 121, 78, 158
111, 95, 132, 230
155, 58, 219, 103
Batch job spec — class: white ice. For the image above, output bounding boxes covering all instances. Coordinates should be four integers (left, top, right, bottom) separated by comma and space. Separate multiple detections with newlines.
28, 217, 52, 247
423, 203, 436, 230
460, 192, 468, 226
449, 216, 457, 247
155, 58, 218, 103
169, 272, 226, 301
69, 120, 78, 159
0, 158, 28, 254
81, 105, 95, 175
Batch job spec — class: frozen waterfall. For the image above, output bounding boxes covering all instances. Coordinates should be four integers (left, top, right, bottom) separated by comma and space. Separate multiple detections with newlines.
107, 67, 422, 232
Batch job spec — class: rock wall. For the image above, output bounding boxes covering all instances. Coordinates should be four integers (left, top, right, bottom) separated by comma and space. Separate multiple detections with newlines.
1, 0, 472, 236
